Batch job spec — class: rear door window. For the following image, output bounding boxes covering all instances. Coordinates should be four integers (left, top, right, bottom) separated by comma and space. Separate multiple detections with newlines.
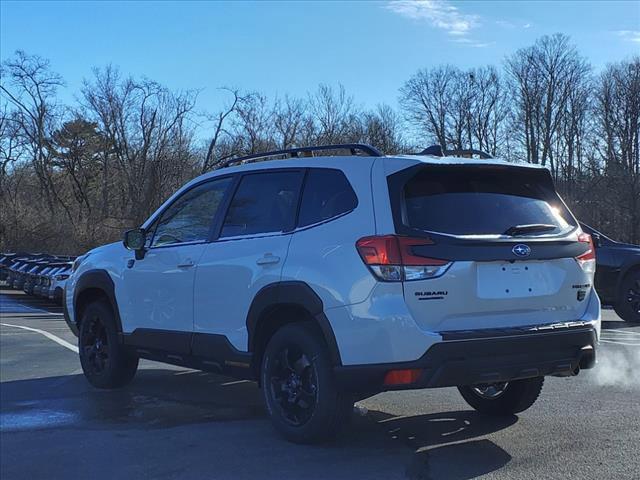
298, 169, 358, 227
220, 170, 303, 238
396, 166, 576, 236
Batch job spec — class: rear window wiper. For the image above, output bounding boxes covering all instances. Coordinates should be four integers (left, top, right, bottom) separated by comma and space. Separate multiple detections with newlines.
503, 224, 557, 237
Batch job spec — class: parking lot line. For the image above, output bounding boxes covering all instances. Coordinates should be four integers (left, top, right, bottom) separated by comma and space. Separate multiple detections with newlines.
0, 323, 78, 353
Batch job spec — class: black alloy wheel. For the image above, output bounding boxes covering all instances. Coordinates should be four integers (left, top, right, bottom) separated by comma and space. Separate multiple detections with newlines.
625, 277, 640, 317
261, 322, 353, 443
81, 314, 110, 376
268, 345, 318, 427
79, 300, 138, 389
615, 271, 640, 322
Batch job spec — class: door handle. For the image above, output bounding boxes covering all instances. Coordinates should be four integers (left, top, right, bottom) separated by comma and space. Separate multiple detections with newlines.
256, 254, 280, 266
177, 259, 195, 268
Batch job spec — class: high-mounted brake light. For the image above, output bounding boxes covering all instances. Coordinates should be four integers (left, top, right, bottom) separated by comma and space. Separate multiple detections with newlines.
356, 235, 451, 282
576, 232, 596, 276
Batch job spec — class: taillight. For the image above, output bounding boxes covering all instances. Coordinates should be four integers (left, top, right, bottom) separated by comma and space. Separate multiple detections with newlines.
576, 232, 596, 276
356, 235, 451, 282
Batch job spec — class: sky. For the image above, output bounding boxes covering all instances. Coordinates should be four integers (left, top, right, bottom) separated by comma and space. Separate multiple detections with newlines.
1, 0, 639, 115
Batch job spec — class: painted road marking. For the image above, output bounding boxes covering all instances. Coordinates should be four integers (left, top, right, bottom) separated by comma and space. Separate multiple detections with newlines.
0, 323, 78, 353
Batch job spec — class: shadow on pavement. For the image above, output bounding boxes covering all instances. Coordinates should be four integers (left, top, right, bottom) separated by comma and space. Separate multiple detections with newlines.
1, 369, 264, 430
602, 320, 639, 330
369, 409, 515, 479
0, 289, 63, 315
2, 368, 515, 479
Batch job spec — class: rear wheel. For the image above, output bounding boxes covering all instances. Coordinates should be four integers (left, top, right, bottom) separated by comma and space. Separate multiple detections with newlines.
79, 300, 138, 389
458, 377, 544, 415
261, 322, 352, 444
614, 270, 640, 323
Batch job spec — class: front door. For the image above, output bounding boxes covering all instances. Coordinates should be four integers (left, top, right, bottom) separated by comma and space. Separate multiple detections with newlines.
120, 177, 234, 352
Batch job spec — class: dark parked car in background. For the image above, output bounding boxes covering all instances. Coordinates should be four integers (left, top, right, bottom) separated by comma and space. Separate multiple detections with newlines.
580, 223, 640, 322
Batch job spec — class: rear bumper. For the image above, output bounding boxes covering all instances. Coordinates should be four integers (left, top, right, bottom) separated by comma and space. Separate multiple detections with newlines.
334, 326, 597, 394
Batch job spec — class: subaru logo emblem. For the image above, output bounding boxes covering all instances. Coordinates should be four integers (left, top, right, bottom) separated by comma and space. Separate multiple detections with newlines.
512, 244, 531, 257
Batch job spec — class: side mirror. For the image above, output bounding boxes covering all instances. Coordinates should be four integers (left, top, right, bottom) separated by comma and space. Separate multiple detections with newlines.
591, 233, 601, 248
123, 228, 146, 259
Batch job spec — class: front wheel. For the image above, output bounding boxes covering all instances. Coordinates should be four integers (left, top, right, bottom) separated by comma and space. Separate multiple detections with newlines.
458, 377, 544, 415
79, 300, 139, 389
261, 322, 352, 444
614, 270, 640, 323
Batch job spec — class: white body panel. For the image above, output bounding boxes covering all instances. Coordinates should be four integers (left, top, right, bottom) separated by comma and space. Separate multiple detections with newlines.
402, 258, 594, 333
118, 244, 207, 333
194, 234, 292, 350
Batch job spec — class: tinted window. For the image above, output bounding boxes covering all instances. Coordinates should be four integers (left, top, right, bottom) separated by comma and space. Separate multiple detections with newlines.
151, 177, 232, 247
298, 169, 358, 227
401, 167, 576, 236
220, 171, 303, 238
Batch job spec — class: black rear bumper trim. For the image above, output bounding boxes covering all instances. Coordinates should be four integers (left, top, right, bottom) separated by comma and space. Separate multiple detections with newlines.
334, 327, 597, 394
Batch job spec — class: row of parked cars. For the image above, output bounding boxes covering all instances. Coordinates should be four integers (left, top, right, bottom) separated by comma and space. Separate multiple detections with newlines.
0, 253, 77, 304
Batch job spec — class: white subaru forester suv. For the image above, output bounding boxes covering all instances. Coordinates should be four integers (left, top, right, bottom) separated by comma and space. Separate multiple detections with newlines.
64, 144, 600, 443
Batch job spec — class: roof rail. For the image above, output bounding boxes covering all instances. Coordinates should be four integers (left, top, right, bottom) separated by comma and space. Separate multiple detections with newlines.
418, 145, 492, 159
217, 143, 383, 169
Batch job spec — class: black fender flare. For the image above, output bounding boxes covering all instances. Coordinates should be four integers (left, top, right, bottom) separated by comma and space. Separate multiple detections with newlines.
72, 269, 123, 334
246, 281, 342, 366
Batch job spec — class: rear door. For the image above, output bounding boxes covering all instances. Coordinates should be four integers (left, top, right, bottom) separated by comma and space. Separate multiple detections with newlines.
194, 169, 304, 351
387, 163, 594, 332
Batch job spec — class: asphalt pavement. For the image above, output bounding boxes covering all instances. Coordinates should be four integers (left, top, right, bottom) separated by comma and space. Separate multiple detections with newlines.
1, 288, 639, 480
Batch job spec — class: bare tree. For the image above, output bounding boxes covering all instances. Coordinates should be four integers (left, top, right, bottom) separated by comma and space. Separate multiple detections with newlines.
308, 84, 357, 144
506, 34, 591, 169
0, 51, 64, 210
273, 95, 306, 149
81, 66, 197, 225
400, 65, 457, 148
594, 57, 640, 242
202, 87, 241, 173
360, 104, 406, 154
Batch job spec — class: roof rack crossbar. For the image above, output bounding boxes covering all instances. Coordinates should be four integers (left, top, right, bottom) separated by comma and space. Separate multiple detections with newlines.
218, 143, 383, 169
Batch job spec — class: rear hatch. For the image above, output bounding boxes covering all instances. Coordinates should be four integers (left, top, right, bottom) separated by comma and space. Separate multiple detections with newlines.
387, 163, 595, 333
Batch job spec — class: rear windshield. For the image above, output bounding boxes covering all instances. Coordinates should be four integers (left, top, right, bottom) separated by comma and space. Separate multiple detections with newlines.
398, 166, 576, 236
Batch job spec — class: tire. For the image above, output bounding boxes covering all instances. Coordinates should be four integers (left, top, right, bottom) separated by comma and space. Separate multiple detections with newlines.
458, 377, 544, 415
78, 300, 139, 389
261, 322, 353, 444
614, 270, 640, 323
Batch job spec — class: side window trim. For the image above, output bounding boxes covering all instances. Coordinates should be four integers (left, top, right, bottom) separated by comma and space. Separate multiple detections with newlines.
148, 239, 208, 250
291, 168, 310, 232
208, 174, 241, 241
216, 168, 305, 241
293, 208, 355, 232
147, 174, 236, 249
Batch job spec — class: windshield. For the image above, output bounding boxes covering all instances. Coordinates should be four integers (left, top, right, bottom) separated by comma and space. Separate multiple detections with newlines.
400, 166, 576, 236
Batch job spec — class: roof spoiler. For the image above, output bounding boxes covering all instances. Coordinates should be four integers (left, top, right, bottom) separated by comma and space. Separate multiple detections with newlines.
418, 145, 492, 159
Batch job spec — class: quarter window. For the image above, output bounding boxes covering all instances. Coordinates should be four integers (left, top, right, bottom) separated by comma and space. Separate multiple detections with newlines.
151, 177, 232, 247
298, 169, 358, 227
220, 171, 303, 238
